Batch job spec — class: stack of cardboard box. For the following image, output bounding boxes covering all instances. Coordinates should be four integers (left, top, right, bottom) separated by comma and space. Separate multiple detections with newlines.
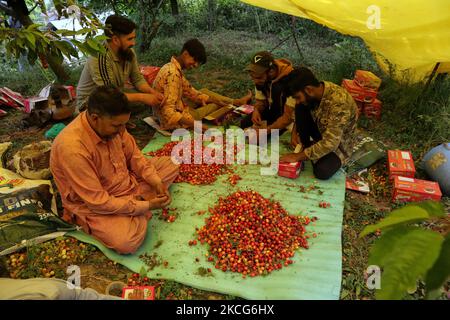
388, 150, 442, 202
341, 70, 382, 120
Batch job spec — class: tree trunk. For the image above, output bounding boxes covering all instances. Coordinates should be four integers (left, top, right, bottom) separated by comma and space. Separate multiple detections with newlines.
254, 9, 262, 37
207, 0, 216, 32
8, 0, 69, 82
138, 0, 165, 53
170, 0, 179, 16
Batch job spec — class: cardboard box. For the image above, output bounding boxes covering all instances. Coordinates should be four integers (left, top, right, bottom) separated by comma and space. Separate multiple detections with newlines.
354, 70, 382, 90
278, 161, 302, 179
204, 105, 237, 125
392, 176, 442, 202
341, 79, 377, 103
0, 87, 25, 109
122, 286, 155, 300
140, 65, 161, 85
24, 96, 48, 113
63, 85, 76, 101
364, 98, 382, 120
233, 104, 254, 115
387, 150, 416, 180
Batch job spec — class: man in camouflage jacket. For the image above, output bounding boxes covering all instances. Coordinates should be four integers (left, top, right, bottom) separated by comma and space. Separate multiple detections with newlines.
280, 67, 358, 180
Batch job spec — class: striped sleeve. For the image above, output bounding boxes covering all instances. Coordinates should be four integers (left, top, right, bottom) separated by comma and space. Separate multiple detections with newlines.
88, 53, 115, 86
129, 50, 147, 88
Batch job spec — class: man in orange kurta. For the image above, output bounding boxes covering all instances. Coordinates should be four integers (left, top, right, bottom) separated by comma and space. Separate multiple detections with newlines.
50, 85, 179, 254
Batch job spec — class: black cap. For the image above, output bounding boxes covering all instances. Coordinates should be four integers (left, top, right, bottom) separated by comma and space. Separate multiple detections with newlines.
245, 51, 274, 75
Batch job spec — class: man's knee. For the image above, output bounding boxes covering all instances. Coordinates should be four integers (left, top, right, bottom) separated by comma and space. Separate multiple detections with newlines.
313, 162, 340, 180
109, 233, 146, 255
313, 167, 335, 180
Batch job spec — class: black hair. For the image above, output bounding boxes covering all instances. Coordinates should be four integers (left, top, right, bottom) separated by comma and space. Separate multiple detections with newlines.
286, 67, 321, 95
181, 38, 207, 65
104, 15, 136, 38
87, 85, 131, 117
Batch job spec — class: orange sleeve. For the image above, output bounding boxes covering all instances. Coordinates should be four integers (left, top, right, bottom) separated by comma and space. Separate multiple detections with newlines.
122, 130, 160, 182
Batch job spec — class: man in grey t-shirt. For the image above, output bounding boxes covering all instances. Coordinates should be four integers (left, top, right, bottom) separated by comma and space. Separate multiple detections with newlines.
76, 15, 163, 113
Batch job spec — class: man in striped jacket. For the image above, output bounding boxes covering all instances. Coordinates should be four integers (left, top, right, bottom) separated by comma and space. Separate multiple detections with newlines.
76, 15, 163, 113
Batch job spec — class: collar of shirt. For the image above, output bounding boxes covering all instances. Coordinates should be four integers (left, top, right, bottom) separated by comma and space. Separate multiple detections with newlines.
171, 56, 182, 72
79, 111, 104, 145
314, 81, 329, 110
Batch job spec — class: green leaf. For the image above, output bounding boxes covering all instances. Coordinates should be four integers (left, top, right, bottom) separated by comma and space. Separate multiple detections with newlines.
76, 28, 94, 35
139, 266, 147, 278
55, 29, 78, 37
53, 40, 78, 59
26, 24, 41, 31
425, 234, 450, 295
76, 42, 99, 57
360, 201, 445, 238
87, 38, 101, 50
94, 35, 109, 42
85, 38, 106, 55
368, 226, 443, 300
24, 32, 36, 50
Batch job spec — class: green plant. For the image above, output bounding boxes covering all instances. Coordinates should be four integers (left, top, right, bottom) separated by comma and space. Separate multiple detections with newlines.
0, 0, 107, 81
360, 201, 449, 300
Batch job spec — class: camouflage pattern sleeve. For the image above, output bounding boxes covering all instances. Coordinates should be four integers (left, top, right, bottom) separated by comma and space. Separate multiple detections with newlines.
304, 100, 352, 161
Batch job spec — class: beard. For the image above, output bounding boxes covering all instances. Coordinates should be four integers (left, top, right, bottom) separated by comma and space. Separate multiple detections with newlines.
118, 47, 134, 61
304, 92, 319, 109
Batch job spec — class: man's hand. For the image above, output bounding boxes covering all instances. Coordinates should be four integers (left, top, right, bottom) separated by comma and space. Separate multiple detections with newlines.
141, 93, 163, 107
290, 131, 300, 149
280, 152, 308, 163
251, 109, 262, 126
148, 195, 170, 210
149, 88, 164, 102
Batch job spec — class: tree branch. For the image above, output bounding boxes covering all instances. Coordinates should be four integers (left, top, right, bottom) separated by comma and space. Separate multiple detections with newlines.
29, 3, 39, 13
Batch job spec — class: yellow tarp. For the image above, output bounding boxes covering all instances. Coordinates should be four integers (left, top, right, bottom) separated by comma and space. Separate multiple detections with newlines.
241, 0, 450, 82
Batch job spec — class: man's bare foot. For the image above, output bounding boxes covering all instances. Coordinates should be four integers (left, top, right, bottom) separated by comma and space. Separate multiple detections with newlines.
233, 90, 253, 106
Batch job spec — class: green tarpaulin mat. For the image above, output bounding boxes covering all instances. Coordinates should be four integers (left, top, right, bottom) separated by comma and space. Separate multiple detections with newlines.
68, 129, 346, 300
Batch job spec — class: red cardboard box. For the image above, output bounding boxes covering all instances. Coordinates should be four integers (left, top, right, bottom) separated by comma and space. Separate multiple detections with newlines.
354, 70, 382, 90
364, 98, 382, 120
341, 79, 377, 103
278, 161, 302, 179
0, 87, 25, 109
204, 105, 240, 126
24, 96, 48, 113
392, 176, 442, 202
140, 65, 161, 85
122, 286, 155, 300
387, 150, 416, 180
63, 85, 76, 100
